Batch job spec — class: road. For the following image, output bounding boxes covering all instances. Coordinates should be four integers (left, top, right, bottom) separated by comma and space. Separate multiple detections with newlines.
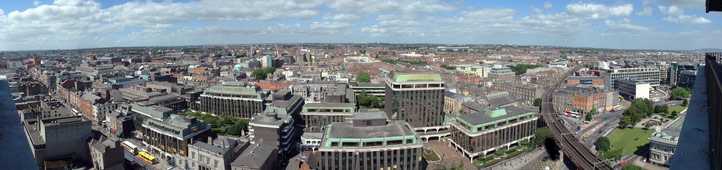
539, 67, 613, 170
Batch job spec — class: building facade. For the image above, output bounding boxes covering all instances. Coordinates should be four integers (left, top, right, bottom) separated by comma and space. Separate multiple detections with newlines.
384, 72, 445, 129
618, 79, 651, 100
604, 67, 661, 89
317, 112, 423, 170
449, 107, 537, 160
248, 90, 304, 165
195, 85, 267, 119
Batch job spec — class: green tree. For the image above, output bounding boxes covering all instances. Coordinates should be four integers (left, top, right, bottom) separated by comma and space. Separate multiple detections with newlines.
357, 71, 371, 82
682, 99, 688, 107
585, 108, 597, 121
560, 54, 567, 59
226, 119, 250, 136
533, 127, 552, 146
585, 112, 594, 121
250, 67, 276, 80
534, 98, 542, 106
596, 137, 611, 152
619, 116, 632, 128
622, 165, 642, 170
670, 87, 690, 98
671, 110, 678, 118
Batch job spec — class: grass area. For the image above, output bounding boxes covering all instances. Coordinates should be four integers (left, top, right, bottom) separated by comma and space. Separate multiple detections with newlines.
608, 128, 654, 155
667, 106, 685, 114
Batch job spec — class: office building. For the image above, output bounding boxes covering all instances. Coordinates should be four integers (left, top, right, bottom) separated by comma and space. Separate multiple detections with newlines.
184, 136, 249, 170
23, 113, 92, 168
618, 79, 651, 100
384, 71, 445, 129
195, 85, 267, 119
649, 115, 684, 167
317, 111, 423, 170
677, 70, 697, 89
604, 67, 661, 89
300, 103, 356, 132
349, 82, 385, 97
248, 90, 304, 164
449, 107, 537, 160
139, 111, 211, 161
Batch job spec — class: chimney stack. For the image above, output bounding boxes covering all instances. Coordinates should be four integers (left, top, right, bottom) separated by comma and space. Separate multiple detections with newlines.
208, 136, 213, 143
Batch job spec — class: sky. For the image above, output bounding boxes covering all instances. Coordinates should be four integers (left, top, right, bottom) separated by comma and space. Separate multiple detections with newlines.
0, 0, 720, 51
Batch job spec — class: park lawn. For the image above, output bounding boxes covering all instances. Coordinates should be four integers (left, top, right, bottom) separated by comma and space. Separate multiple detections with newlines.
608, 128, 654, 155
667, 106, 686, 114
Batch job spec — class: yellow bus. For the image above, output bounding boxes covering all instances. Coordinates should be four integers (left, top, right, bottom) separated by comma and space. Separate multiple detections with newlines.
137, 152, 157, 164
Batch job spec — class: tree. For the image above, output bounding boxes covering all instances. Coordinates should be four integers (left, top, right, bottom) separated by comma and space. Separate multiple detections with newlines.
644, 123, 652, 129
585, 112, 594, 121
682, 99, 688, 107
619, 116, 632, 128
251, 67, 276, 80
533, 127, 552, 146
560, 54, 567, 59
670, 87, 690, 98
622, 165, 642, 170
534, 98, 542, 106
596, 137, 611, 152
357, 71, 371, 82
671, 110, 678, 118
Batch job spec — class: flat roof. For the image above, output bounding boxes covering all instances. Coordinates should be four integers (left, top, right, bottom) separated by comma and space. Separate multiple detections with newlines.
457, 106, 533, 126
327, 121, 414, 139
389, 71, 442, 83
205, 85, 259, 96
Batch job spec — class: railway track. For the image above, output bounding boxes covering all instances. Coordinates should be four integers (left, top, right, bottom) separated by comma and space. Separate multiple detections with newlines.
539, 67, 613, 170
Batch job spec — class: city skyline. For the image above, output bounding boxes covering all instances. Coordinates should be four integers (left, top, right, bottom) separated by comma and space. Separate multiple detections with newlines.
0, 0, 720, 51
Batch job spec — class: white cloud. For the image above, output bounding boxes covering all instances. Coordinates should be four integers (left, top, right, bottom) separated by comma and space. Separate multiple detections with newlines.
33, 1, 42, 6
309, 22, 354, 33
566, 3, 633, 19
98, 0, 329, 27
658, 5, 684, 15
658, 0, 705, 8
658, 5, 711, 24
605, 18, 653, 32
635, 7, 653, 16
327, 0, 454, 14
459, 8, 516, 23
544, 2, 552, 9
663, 15, 711, 24
322, 13, 361, 21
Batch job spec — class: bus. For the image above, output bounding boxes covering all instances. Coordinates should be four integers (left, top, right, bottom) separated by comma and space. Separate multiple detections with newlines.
122, 141, 139, 155
137, 152, 157, 165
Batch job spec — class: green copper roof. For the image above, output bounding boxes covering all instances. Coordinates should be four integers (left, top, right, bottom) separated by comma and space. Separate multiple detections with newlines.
486, 108, 508, 118
391, 72, 442, 83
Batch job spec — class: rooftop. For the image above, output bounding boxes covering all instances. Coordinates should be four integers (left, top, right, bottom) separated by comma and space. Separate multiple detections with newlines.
326, 120, 414, 139
389, 71, 442, 83
230, 144, 276, 168
204, 85, 261, 96
457, 106, 534, 126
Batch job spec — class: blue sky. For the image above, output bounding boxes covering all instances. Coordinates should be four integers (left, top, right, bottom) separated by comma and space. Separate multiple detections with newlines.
0, 0, 719, 51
